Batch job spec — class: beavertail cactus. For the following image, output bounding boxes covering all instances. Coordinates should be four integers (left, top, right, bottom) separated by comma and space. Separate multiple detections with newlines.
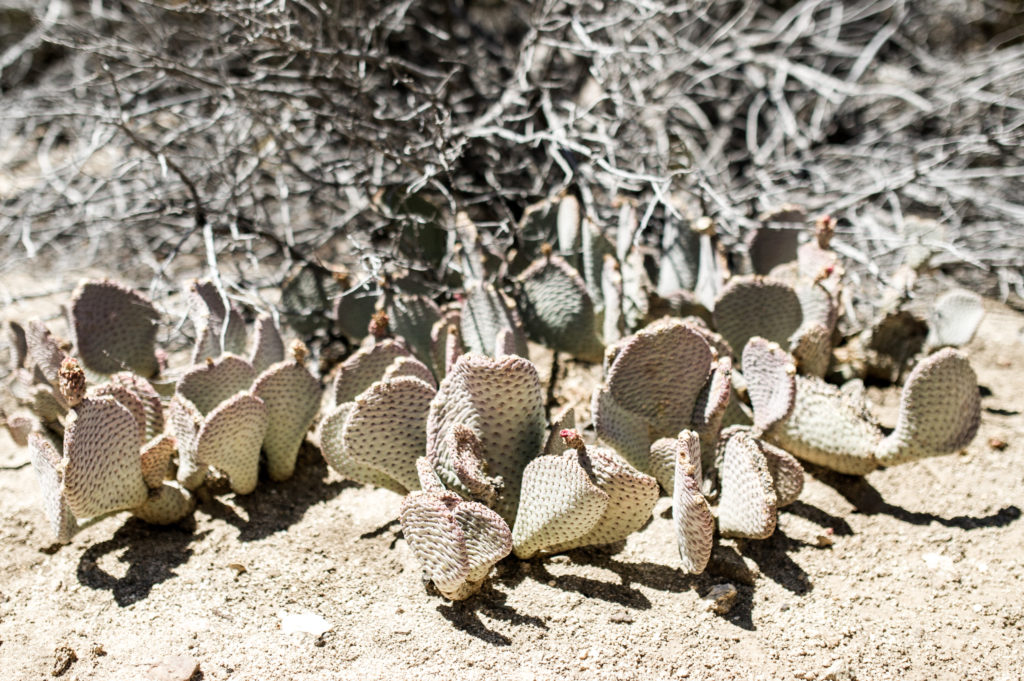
516, 249, 604, 362
593, 318, 731, 486
173, 330, 317, 492
29, 358, 194, 543
765, 348, 981, 474
189, 279, 247, 363
713, 276, 803, 361
70, 279, 161, 378
401, 354, 660, 599
319, 342, 436, 493
928, 289, 984, 349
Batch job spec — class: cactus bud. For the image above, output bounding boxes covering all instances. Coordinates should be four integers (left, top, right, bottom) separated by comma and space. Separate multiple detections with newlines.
58, 358, 86, 408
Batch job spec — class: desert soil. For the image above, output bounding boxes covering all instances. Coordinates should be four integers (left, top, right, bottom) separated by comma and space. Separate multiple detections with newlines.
0, 279, 1022, 681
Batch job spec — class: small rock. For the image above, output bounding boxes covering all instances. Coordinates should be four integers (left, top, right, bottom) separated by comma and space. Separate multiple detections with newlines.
609, 610, 634, 624
821, 658, 854, 680
279, 611, 332, 636
577, 649, 589, 660
816, 529, 835, 548
988, 437, 1008, 451
146, 655, 199, 681
52, 645, 76, 677
702, 583, 738, 615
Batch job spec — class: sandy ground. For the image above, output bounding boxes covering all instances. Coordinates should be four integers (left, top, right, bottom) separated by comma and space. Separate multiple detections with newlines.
0, 294, 1022, 681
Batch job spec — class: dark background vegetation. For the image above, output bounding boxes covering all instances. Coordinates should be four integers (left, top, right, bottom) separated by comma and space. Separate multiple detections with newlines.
1, 0, 1022, 305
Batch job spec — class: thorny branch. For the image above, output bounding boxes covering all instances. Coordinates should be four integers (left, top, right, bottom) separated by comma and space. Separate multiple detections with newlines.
0, 0, 1021, 304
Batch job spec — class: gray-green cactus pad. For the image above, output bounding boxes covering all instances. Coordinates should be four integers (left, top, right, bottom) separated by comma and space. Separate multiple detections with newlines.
672, 430, 713, 574
426, 353, 546, 525
517, 254, 604, 362
717, 430, 777, 539
511, 451, 610, 559
876, 348, 981, 466
713, 277, 803, 361
63, 396, 148, 519
29, 433, 78, 543
70, 280, 160, 377
177, 355, 257, 417
253, 360, 321, 481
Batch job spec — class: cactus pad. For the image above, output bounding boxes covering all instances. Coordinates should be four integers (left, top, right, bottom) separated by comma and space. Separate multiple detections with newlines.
717, 430, 777, 539
70, 280, 160, 377
511, 451, 610, 559
132, 482, 195, 525
62, 396, 148, 519
28, 433, 78, 543
177, 355, 257, 416
252, 359, 321, 481
400, 490, 512, 600
319, 403, 408, 494
332, 339, 411, 406
516, 254, 604, 362
672, 430, 714, 573
193, 392, 268, 494
876, 349, 981, 466
427, 353, 545, 525
741, 338, 797, 434
713, 277, 803, 360
460, 281, 528, 358
250, 314, 286, 375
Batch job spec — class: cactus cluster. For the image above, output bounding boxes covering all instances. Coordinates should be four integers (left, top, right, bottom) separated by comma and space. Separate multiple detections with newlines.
6, 278, 320, 543
2, 198, 987, 610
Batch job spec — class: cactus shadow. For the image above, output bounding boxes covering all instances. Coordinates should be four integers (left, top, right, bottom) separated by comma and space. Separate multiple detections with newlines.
785, 500, 854, 536
436, 584, 547, 646
76, 519, 205, 607
735, 531, 812, 596
806, 464, 1022, 530
201, 445, 354, 542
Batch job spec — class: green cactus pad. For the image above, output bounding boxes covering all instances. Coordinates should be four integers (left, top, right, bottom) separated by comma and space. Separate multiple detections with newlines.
340, 376, 435, 492
741, 337, 797, 434
132, 481, 195, 525
177, 355, 257, 417
511, 451, 610, 559
400, 490, 512, 600
252, 360, 321, 481
429, 313, 461, 379
460, 282, 528, 358
28, 433, 78, 543
332, 339, 411, 406
63, 396, 148, 519
796, 281, 837, 332
194, 392, 268, 495
70, 280, 160, 377
672, 430, 713, 574
140, 433, 176, 489
658, 216, 701, 294
765, 375, 882, 475
319, 403, 407, 494
647, 437, 678, 493
427, 353, 546, 525
717, 430, 777, 539
8, 320, 27, 369
713, 277, 803, 360
517, 253, 604, 362
250, 314, 285, 375
546, 446, 660, 553
876, 349, 981, 466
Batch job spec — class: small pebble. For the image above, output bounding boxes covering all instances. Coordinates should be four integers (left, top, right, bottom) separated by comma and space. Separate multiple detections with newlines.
702, 583, 738, 615
146, 655, 199, 681
821, 658, 853, 680
52, 645, 76, 677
